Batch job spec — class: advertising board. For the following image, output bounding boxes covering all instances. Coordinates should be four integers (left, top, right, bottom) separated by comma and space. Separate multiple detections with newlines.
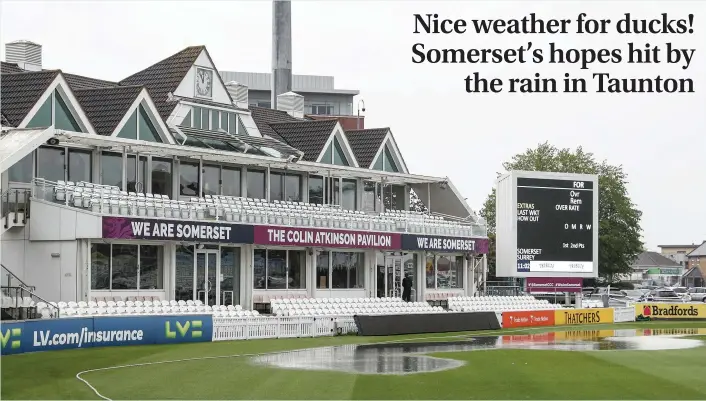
526, 277, 583, 293
1, 315, 213, 355
501, 310, 555, 328
495, 171, 599, 278
554, 308, 614, 326
635, 303, 706, 320
102, 217, 253, 244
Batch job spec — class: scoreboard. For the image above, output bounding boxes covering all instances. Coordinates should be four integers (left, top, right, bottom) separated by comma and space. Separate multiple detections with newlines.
495, 171, 599, 278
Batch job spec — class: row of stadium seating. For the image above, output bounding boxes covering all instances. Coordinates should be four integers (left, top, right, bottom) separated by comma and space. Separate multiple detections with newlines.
448, 295, 564, 312
55, 304, 261, 318
270, 297, 445, 317
35, 179, 483, 237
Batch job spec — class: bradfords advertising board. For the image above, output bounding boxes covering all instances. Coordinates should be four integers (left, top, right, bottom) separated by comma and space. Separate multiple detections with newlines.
526, 277, 583, 293
102, 217, 253, 244
635, 303, 706, 320
401, 234, 490, 254
254, 226, 401, 249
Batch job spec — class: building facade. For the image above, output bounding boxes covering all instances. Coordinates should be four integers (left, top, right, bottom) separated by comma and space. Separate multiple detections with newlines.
1, 44, 487, 309
628, 251, 684, 287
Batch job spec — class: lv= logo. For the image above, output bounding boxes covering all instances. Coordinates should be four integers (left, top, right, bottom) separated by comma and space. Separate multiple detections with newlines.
1, 328, 22, 350
165, 320, 202, 339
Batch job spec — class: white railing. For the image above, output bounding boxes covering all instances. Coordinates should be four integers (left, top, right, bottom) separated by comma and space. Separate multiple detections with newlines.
212, 316, 357, 341
30, 178, 487, 237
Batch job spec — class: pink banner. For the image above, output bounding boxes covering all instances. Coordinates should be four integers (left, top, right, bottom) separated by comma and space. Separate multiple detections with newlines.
253, 225, 401, 249
526, 277, 583, 293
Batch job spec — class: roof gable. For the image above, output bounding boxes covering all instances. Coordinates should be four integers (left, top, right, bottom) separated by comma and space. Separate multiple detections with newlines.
74, 85, 144, 136
64, 73, 117, 90
345, 128, 388, 168
688, 241, 706, 257
269, 119, 338, 161
172, 48, 234, 107
119, 46, 204, 121
1, 70, 60, 126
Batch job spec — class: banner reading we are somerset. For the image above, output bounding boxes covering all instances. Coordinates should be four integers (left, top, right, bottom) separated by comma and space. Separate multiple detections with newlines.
102, 217, 253, 244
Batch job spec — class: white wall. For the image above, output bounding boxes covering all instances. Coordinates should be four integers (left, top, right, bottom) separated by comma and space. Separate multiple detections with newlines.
29, 200, 101, 241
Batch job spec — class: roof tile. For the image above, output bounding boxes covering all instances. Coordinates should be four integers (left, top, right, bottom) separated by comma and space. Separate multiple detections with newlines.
248, 106, 302, 143
268, 119, 338, 161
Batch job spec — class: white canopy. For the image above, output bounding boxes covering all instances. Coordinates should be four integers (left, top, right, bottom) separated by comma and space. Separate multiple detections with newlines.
0, 127, 54, 173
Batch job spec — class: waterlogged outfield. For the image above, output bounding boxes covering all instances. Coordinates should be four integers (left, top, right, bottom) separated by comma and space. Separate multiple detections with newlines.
3, 321, 706, 400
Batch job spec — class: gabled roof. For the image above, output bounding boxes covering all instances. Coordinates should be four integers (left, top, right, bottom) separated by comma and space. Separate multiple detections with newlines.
632, 251, 682, 268
682, 266, 704, 278
0, 70, 60, 126
119, 46, 204, 120
74, 85, 144, 136
344, 128, 389, 169
1, 61, 23, 74
248, 106, 302, 142
268, 119, 339, 162
64, 73, 117, 90
688, 241, 706, 257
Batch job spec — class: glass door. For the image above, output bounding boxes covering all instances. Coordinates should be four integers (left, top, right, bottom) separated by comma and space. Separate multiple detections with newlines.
195, 250, 219, 306
385, 256, 403, 298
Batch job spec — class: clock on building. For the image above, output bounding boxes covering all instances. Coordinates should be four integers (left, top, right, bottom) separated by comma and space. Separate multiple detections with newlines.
195, 67, 213, 98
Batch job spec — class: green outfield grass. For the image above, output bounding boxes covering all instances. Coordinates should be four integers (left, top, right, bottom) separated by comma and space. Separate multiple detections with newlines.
2, 321, 706, 400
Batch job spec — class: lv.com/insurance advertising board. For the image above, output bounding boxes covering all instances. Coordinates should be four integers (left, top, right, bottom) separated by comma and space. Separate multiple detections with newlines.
1, 315, 213, 355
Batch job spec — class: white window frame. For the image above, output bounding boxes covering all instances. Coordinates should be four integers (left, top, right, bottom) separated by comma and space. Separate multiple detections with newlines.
89, 241, 166, 291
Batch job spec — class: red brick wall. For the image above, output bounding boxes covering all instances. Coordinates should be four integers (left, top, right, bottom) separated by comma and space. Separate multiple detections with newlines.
307, 115, 364, 130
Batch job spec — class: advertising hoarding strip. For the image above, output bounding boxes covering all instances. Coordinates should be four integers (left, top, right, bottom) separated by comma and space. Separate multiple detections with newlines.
554, 308, 614, 326
0, 315, 213, 355
634, 303, 706, 320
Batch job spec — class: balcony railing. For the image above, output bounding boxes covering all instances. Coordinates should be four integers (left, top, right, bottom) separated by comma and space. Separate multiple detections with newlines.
31, 179, 487, 237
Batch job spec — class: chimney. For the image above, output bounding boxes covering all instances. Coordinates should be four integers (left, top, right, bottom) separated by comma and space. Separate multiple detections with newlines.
271, 0, 292, 110
225, 81, 249, 109
277, 91, 304, 118
5, 40, 42, 71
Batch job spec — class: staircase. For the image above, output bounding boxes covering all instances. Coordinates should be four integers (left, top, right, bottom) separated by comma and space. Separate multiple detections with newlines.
1, 264, 57, 320
2, 188, 31, 233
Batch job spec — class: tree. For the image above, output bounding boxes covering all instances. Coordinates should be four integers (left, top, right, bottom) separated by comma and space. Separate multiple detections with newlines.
479, 142, 643, 282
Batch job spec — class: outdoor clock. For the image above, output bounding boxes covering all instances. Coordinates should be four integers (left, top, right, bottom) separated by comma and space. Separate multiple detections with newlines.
195, 67, 213, 98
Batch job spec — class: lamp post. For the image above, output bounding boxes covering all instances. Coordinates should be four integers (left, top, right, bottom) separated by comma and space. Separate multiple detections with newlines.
356, 99, 365, 130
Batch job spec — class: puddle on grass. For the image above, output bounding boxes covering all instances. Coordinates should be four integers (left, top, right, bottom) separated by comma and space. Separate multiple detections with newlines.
251, 328, 705, 375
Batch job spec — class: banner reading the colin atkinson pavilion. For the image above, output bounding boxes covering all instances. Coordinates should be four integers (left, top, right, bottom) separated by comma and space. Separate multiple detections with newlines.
102, 217, 254, 244
253, 226, 401, 249
400, 234, 490, 254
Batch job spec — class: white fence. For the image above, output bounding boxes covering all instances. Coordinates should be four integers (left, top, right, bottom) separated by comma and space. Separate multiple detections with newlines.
613, 307, 636, 323
212, 316, 357, 341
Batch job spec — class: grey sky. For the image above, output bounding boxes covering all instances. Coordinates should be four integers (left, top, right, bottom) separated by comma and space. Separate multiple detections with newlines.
1, 0, 703, 250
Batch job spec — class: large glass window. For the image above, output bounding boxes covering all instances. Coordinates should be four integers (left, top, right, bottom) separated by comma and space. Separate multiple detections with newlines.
126, 155, 147, 193
228, 113, 236, 134
222, 166, 241, 197
289, 250, 306, 289
309, 176, 324, 205
138, 105, 162, 143
139, 245, 163, 289
211, 110, 219, 132
175, 245, 194, 301
180, 161, 199, 196
247, 169, 265, 199
110, 244, 138, 290
363, 181, 378, 212
253, 249, 266, 290
151, 158, 172, 196
269, 172, 284, 201
8, 153, 33, 183
90, 243, 111, 290
101, 152, 122, 188
55, 91, 82, 132
341, 179, 357, 210
26, 96, 52, 128
318, 251, 364, 289
270, 172, 302, 202
90, 243, 165, 290
267, 250, 287, 289
426, 254, 464, 289
316, 251, 329, 289
382, 184, 407, 211
36, 147, 65, 182
383, 146, 399, 172
254, 249, 308, 290
202, 165, 220, 196
68, 149, 92, 183
333, 139, 349, 166
193, 107, 202, 129
117, 112, 138, 140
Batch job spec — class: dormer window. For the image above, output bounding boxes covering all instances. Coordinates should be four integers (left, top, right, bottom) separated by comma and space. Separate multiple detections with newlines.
27, 89, 82, 132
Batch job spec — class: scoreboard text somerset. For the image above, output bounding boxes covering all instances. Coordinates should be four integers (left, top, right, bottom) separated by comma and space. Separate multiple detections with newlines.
495, 171, 599, 278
